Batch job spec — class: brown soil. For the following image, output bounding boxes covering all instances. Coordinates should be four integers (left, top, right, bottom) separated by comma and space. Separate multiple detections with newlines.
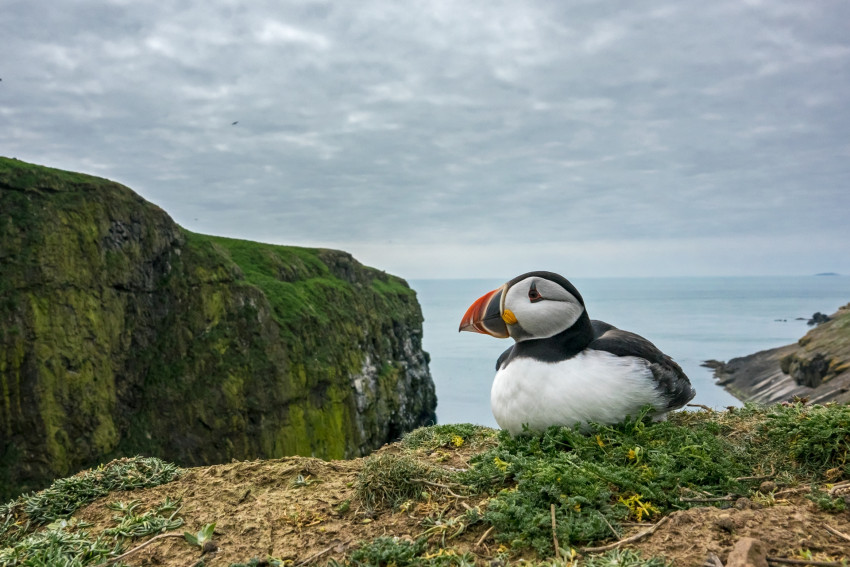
72, 442, 850, 567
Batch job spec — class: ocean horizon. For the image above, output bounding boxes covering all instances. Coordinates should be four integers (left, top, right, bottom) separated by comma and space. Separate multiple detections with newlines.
410, 276, 850, 428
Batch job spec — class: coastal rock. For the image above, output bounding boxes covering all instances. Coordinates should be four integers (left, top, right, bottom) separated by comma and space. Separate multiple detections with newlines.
710, 302, 850, 405
807, 312, 831, 326
0, 157, 437, 500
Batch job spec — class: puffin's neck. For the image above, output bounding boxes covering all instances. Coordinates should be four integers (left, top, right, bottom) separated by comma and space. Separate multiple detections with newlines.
512, 311, 594, 363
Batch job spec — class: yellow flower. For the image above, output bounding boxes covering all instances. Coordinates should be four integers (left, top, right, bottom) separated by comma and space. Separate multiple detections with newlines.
595, 434, 605, 447
618, 494, 659, 522
451, 435, 464, 447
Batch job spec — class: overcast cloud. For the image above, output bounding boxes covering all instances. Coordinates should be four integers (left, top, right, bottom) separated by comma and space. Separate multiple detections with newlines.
2, 0, 849, 278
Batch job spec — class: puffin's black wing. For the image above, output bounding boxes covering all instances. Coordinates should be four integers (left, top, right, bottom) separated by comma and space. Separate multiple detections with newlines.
496, 345, 514, 370
587, 320, 695, 409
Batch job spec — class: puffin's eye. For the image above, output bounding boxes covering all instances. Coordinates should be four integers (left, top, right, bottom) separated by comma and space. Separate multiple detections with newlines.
528, 286, 542, 302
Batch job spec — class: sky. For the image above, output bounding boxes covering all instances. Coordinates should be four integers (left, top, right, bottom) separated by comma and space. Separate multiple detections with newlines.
2, 0, 849, 279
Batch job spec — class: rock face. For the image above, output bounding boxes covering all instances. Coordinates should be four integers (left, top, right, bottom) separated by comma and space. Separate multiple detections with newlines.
0, 157, 437, 500
712, 302, 850, 404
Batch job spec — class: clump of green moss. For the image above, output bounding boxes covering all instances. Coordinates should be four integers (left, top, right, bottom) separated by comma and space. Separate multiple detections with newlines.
762, 402, 850, 475
401, 423, 496, 453
341, 536, 475, 567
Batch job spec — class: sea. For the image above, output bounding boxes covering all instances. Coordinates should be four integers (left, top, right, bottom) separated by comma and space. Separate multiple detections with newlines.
409, 276, 850, 428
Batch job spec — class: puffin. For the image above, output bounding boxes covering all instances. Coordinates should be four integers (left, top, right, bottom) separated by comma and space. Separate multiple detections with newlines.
459, 271, 695, 434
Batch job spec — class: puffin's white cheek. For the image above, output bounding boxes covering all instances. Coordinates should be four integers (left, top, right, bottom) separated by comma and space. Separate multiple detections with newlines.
515, 302, 583, 340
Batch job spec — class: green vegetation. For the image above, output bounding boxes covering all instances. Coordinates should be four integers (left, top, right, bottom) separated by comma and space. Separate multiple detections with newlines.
336, 536, 668, 567
0, 457, 182, 566
582, 549, 670, 567
0, 456, 181, 547
341, 536, 474, 567
184, 521, 216, 548
0, 520, 122, 567
401, 423, 497, 453
104, 497, 184, 540
447, 404, 850, 554
352, 403, 850, 559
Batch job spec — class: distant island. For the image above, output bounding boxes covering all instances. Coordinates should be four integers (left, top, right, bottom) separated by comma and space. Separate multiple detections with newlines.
815, 272, 841, 276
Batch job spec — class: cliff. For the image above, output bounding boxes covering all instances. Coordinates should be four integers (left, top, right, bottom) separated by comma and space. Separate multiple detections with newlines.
711, 302, 850, 404
0, 157, 437, 501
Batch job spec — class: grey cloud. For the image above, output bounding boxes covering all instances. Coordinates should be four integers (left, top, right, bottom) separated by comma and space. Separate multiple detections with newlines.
2, 0, 849, 276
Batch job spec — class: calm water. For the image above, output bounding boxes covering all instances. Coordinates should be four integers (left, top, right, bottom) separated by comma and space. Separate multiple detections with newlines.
410, 276, 850, 428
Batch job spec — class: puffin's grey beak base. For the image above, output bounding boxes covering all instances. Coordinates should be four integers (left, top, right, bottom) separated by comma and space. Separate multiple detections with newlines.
459, 287, 509, 338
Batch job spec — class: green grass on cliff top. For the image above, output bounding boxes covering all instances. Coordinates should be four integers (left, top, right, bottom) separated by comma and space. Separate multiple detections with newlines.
2, 404, 850, 565
374, 403, 850, 556
182, 231, 415, 332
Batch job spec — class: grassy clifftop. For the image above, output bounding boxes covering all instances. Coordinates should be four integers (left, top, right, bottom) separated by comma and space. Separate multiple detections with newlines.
0, 157, 436, 501
2, 404, 849, 566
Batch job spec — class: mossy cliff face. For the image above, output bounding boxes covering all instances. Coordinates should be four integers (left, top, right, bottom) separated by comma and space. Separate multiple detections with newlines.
0, 157, 436, 500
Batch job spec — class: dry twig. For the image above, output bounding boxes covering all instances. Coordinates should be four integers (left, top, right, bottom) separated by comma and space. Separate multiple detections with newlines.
581, 515, 671, 553
295, 539, 352, 567
550, 503, 560, 557
774, 486, 811, 497
735, 464, 775, 482
97, 531, 185, 566
412, 479, 468, 499
828, 481, 850, 496
475, 526, 495, 548
679, 495, 736, 503
598, 511, 620, 539
687, 404, 715, 412
766, 557, 845, 566
823, 524, 850, 543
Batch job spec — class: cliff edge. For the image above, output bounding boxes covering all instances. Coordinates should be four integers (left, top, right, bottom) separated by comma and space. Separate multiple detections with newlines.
711, 302, 850, 404
0, 157, 437, 501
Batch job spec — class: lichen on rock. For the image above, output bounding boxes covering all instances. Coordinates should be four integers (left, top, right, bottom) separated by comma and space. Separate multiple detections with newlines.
0, 157, 437, 501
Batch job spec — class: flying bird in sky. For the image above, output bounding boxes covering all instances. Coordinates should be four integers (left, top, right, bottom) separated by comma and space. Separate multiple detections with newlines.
231, 121, 238, 125
459, 271, 695, 434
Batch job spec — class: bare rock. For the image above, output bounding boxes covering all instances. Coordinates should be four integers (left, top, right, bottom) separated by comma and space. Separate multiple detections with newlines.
725, 537, 768, 567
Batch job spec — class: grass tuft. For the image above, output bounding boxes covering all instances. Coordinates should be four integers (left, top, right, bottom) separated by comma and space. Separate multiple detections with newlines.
356, 454, 448, 511
583, 548, 671, 566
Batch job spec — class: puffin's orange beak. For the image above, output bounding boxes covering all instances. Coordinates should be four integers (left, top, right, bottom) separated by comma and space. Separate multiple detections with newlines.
459, 286, 509, 338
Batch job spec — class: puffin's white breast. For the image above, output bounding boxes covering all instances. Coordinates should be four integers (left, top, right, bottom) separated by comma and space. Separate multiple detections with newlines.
490, 350, 666, 434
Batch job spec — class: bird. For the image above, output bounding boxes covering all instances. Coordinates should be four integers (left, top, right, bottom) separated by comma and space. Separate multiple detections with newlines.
459, 271, 695, 434
231, 121, 238, 125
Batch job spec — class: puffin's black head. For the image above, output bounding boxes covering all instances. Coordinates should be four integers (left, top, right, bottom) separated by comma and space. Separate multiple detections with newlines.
459, 271, 587, 342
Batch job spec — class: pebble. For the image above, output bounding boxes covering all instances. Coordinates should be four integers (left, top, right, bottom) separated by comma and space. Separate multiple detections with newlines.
725, 537, 768, 567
